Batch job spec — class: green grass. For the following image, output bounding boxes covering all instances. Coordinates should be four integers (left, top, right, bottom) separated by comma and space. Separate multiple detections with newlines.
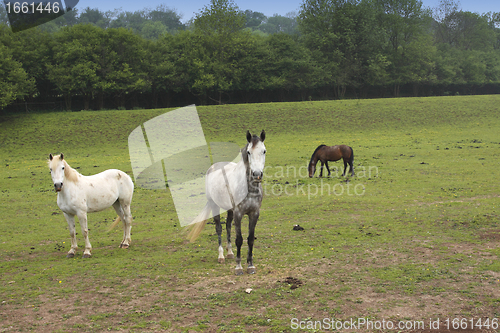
1, 95, 500, 332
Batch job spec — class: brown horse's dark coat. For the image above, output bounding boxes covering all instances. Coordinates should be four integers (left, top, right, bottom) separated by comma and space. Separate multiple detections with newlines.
308, 144, 354, 177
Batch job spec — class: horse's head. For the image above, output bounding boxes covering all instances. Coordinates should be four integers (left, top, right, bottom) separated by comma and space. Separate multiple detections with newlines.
48, 153, 65, 192
245, 130, 266, 183
308, 162, 315, 178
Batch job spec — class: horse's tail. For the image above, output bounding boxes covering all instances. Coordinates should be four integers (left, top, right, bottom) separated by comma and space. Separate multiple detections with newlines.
107, 216, 122, 232
186, 203, 212, 242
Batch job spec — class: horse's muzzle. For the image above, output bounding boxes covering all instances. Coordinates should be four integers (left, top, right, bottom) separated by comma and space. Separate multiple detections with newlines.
54, 183, 63, 192
252, 171, 263, 182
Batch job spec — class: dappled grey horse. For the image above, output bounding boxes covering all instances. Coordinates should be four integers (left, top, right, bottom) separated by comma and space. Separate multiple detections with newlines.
188, 130, 266, 275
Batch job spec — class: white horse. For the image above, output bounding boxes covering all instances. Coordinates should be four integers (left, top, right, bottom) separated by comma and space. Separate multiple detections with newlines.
48, 153, 134, 258
188, 130, 266, 275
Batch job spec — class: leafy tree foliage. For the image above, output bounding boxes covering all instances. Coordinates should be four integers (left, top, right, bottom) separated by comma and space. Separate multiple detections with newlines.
0, 43, 34, 109
1, 1, 500, 111
193, 0, 246, 104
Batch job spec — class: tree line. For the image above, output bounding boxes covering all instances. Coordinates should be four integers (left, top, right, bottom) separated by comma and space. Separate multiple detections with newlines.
1, 0, 499, 112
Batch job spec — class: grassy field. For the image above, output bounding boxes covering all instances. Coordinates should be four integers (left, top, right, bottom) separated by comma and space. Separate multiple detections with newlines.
1, 96, 499, 332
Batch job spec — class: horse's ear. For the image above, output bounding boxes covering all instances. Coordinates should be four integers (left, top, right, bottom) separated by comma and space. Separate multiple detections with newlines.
260, 130, 265, 142
60, 153, 64, 160
49, 154, 53, 161
246, 130, 252, 143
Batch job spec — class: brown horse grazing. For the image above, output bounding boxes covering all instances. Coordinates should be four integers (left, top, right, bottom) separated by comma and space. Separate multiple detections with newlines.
308, 144, 354, 178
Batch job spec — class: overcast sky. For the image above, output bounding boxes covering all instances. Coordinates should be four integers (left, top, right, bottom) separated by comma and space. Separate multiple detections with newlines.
73, 0, 499, 23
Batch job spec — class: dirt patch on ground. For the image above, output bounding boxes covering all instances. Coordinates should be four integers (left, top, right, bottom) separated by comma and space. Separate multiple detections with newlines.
1, 239, 499, 332
480, 229, 500, 241
280, 277, 304, 290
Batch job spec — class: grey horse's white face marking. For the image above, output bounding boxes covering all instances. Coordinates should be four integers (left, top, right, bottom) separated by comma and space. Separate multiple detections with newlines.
247, 141, 266, 181
246, 131, 266, 182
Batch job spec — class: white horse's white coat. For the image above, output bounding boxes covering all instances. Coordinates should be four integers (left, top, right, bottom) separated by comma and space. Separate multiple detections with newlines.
48, 154, 134, 258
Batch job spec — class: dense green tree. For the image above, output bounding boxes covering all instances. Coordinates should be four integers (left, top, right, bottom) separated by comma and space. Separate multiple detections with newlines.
98, 28, 149, 108
144, 32, 193, 107
147, 5, 185, 32
299, 0, 384, 97
258, 14, 299, 35
47, 24, 103, 110
436, 10, 496, 51
193, 0, 246, 104
0, 43, 35, 109
109, 10, 147, 32
0, 25, 53, 99
141, 21, 168, 39
265, 33, 317, 100
244, 10, 266, 29
79, 7, 112, 29
11, 28, 54, 100
376, 0, 434, 96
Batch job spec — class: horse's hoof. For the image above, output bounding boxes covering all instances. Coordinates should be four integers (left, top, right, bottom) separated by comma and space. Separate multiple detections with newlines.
235, 268, 244, 276
226, 254, 234, 259
66, 253, 75, 258
82, 253, 91, 259
247, 267, 256, 274
218, 258, 225, 264
120, 244, 129, 249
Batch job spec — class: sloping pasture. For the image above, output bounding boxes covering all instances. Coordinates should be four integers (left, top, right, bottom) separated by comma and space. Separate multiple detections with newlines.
1, 96, 499, 332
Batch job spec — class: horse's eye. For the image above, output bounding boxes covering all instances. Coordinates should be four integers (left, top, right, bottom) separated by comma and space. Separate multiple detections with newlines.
62, 167, 65, 170
263, 150, 266, 154
247, 151, 250, 155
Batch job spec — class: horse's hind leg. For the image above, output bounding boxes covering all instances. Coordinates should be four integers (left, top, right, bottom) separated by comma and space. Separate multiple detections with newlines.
113, 200, 132, 249
64, 213, 78, 258
211, 204, 224, 263
226, 210, 234, 259
343, 158, 348, 177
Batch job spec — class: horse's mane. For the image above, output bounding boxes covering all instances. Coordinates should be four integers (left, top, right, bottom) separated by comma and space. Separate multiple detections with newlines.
241, 143, 250, 170
63, 160, 80, 183
309, 144, 326, 166
241, 143, 247, 156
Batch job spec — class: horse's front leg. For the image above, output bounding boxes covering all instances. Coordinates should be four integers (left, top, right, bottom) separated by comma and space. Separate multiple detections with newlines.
226, 210, 234, 260
64, 213, 78, 258
319, 161, 324, 178
76, 211, 92, 258
233, 211, 244, 275
325, 161, 331, 177
246, 211, 259, 274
